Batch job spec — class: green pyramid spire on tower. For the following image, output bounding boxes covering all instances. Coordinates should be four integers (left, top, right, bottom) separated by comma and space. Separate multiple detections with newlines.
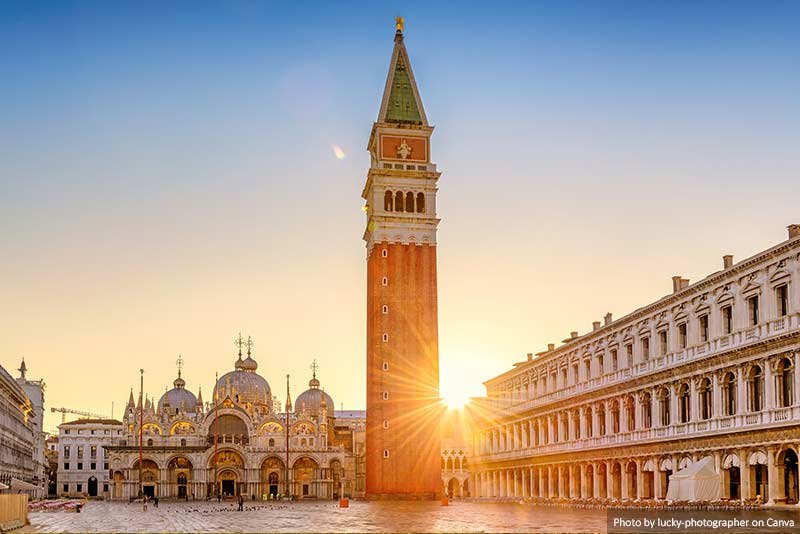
378, 20, 428, 126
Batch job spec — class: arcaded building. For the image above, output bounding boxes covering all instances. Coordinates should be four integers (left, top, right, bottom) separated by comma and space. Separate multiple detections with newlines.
470, 225, 800, 505
105, 342, 365, 500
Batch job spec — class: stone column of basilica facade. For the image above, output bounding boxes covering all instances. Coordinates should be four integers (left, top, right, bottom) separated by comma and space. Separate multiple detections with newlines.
470, 225, 800, 506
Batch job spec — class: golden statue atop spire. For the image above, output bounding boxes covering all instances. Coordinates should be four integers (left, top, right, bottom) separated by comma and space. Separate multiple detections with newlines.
395, 16, 404, 33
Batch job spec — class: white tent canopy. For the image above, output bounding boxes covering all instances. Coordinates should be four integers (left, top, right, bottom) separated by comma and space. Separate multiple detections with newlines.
666, 456, 721, 502
9, 479, 38, 491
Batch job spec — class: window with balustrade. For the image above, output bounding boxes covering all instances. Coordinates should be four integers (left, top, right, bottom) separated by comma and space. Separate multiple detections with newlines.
678, 383, 691, 423
777, 357, 794, 408
611, 401, 620, 433
722, 371, 737, 416
584, 409, 593, 438
678, 323, 687, 349
722, 305, 733, 334
597, 404, 606, 435
642, 337, 650, 361
748, 365, 764, 412
625, 397, 635, 431
658, 330, 668, 356
658, 387, 671, 426
699, 315, 709, 342
777, 285, 789, 317
641, 392, 652, 428
748, 295, 760, 326
699, 378, 712, 420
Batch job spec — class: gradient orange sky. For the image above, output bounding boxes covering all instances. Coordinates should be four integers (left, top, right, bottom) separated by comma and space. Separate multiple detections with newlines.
1, 4, 798, 433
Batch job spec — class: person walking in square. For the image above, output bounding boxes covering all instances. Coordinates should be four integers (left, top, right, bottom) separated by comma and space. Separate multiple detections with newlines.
237, 493, 244, 511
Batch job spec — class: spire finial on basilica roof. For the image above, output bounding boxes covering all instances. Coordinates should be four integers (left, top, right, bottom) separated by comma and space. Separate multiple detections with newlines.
246, 336, 254, 357
395, 16, 404, 34
308, 359, 321, 388
175, 355, 184, 378
17, 357, 27, 380
235, 332, 245, 357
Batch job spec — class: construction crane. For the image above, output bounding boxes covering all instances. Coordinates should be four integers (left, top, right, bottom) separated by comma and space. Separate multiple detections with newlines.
50, 407, 108, 424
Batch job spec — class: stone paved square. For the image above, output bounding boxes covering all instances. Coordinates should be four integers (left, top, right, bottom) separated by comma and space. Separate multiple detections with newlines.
22, 500, 608, 533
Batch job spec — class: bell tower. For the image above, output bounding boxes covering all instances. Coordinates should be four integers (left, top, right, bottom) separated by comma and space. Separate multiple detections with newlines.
363, 18, 442, 500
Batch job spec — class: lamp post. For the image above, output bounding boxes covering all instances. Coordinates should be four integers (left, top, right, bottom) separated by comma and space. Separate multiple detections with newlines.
138, 369, 143, 506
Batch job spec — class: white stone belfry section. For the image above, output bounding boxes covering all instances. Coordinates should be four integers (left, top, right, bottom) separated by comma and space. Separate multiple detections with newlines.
361, 27, 440, 256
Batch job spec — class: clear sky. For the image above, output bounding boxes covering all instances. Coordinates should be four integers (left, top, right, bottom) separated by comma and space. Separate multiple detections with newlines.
1, 1, 798, 433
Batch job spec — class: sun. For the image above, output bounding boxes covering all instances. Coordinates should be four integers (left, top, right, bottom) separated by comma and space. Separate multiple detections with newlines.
441, 383, 471, 410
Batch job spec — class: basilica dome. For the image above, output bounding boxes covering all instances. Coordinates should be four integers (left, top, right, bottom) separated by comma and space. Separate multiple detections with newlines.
213, 354, 272, 408
158, 374, 198, 413
295, 374, 334, 416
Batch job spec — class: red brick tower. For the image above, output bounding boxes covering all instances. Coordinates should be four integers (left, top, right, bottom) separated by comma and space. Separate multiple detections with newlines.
363, 19, 442, 500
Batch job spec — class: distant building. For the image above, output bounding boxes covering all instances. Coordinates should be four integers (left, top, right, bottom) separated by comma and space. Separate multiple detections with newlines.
16, 359, 47, 498
57, 418, 124, 498
0, 362, 37, 494
441, 409, 472, 498
104, 341, 365, 500
470, 225, 800, 505
45, 435, 59, 496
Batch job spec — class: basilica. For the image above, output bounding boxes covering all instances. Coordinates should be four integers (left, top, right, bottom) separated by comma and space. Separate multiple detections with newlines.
105, 339, 365, 500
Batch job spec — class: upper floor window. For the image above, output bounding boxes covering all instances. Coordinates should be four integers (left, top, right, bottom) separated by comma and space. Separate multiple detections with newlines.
416, 192, 425, 213
747, 295, 760, 326
596, 354, 604, 375
584, 360, 591, 380
384, 191, 393, 211
625, 344, 633, 366
658, 387, 670, 426
584, 409, 593, 438
658, 330, 668, 356
611, 401, 620, 434
678, 383, 691, 423
678, 323, 687, 349
641, 337, 650, 361
699, 315, 709, 342
394, 191, 405, 213
777, 285, 789, 317
748, 365, 764, 412
777, 357, 794, 408
699, 378, 712, 420
561, 368, 567, 386
641, 393, 652, 429
722, 371, 737, 416
572, 363, 579, 384
611, 350, 618, 372
722, 305, 733, 334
